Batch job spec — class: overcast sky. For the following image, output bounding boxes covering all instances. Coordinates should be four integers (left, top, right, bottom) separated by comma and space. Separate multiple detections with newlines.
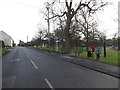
0, 0, 119, 44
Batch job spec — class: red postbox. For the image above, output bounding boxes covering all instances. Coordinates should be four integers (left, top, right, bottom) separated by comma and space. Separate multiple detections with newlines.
90, 46, 95, 52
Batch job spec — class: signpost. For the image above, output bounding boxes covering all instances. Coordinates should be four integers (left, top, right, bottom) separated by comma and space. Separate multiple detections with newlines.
75, 49, 83, 55
95, 48, 102, 59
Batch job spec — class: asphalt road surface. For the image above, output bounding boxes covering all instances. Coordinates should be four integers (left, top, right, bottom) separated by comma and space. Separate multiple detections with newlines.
2, 47, 119, 88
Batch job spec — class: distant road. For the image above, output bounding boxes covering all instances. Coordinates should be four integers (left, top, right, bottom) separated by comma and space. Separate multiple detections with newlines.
2, 47, 118, 88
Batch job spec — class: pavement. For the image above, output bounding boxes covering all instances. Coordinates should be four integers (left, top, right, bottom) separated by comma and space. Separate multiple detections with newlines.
2, 47, 119, 88
30, 47, 120, 79
106, 47, 120, 52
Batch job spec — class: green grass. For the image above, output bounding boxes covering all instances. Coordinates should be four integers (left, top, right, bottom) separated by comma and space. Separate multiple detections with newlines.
110, 48, 119, 51
0, 47, 11, 56
29, 46, 119, 66
100, 51, 119, 66
68, 49, 119, 66
38, 47, 55, 51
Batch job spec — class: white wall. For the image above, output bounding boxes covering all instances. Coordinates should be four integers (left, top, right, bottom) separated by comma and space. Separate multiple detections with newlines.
0, 31, 13, 47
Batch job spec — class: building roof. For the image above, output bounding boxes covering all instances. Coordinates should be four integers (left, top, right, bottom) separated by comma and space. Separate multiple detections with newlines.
0, 30, 14, 41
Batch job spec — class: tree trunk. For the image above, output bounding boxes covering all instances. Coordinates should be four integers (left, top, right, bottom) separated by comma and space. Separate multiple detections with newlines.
118, 38, 120, 50
64, 17, 71, 53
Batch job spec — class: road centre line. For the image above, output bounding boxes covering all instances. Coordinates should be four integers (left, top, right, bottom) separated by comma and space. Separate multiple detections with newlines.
31, 60, 38, 69
27, 54, 37, 60
44, 79, 54, 90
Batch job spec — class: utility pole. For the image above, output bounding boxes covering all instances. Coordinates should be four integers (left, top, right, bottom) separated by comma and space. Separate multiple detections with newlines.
46, 2, 50, 48
27, 35, 28, 43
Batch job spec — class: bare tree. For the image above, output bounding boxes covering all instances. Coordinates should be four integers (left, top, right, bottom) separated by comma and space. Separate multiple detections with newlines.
42, 0, 108, 52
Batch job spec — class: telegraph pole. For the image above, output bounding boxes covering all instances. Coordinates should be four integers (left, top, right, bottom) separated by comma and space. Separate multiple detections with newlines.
46, 2, 50, 48
27, 35, 28, 43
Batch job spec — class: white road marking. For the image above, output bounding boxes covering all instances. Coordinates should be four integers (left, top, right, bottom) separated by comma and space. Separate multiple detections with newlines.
8, 76, 16, 88
44, 79, 54, 90
11, 59, 20, 62
31, 60, 38, 69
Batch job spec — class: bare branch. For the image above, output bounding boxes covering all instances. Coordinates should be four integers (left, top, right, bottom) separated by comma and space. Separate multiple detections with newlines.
49, 11, 66, 19
65, 0, 69, 9
74, 1, 108, 16
70, 0, 73, 9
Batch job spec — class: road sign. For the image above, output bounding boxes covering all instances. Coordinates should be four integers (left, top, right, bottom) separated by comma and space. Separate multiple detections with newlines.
95, 48, 101, 54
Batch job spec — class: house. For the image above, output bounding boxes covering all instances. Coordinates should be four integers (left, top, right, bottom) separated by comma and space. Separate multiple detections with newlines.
0, 31, 14, 47
0, 40, 5, 48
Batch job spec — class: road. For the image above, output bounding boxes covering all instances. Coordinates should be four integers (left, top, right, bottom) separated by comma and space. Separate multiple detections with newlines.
2, 47, 119, 88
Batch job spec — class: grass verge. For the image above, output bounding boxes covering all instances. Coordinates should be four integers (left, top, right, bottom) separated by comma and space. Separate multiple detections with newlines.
0, 47, 11, 56
68, 50, 119, 66
29, 46, 119, 66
